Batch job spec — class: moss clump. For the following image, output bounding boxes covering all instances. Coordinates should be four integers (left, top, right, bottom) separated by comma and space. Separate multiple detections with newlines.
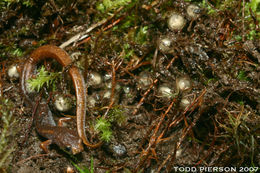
108, 106, 126, 126
0, 98, 18, 171
27, 66, 61, 92
97, 0, 132, 13
95, 117, 112, 142
0, 0, 34, 9
95, 106, 126, 142
217, 106, 259, 166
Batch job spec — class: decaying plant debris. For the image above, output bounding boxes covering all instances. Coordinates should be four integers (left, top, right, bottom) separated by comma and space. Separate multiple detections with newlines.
0, 0, 259, 172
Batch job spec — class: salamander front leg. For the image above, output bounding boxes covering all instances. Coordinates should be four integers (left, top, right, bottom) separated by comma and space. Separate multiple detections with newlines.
40, 139, 52, 153
58, 117, 72, 127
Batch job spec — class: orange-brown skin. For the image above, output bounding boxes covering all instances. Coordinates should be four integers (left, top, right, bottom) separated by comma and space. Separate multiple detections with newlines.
21, 45, 101, 154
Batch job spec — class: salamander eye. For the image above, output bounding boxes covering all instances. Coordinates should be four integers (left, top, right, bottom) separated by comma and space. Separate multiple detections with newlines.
65, 146, 72, 153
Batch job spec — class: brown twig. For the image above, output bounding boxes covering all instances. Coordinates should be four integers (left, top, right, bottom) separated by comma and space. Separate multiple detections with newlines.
132, 56, 178, 115
77, 16, 125, 46
0, 62, 5, 97
135, 97, 177, 171
103, 59, 123, 118
17, 153, 53, 165
21, 92, 43, 146
60, 7, 124, 49
156, 89, 206, 172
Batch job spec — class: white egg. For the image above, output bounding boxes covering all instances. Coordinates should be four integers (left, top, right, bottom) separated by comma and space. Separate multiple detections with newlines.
103, 90, 111, 99
8, 65, 19, 78
176, 77, 191, 92
187, 4, 200, 19
168, 13, 186, 31
54, 95, 72, 112
138, 72, 152, 89
123, 86, 130, 94
87, 95, 96, 108
158, 85, 173, 98
158, 37, 172, 53
88, 71, 102, 86
180, 98, 190, 109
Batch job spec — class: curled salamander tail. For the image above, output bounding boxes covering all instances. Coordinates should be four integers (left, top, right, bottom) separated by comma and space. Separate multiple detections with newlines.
21, 45, 101, 154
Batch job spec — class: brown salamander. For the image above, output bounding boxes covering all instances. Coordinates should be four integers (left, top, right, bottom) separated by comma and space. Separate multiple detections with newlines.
21, 45, 101, 154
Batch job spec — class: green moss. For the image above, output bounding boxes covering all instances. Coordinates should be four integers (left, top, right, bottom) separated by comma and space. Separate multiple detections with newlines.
97, 0, 131, 13
27, 66, 61, 92
122, 43, 134, 59
135, 26, 149, 45
11, 48, 23, 57
200, 0, 217, 14
72, 156, 94, 173
0, 0, 34, 9
95, 117, 112, 142
217, 106, 258, 166
0, 44, 24, 59
94, 106, 126, 142
237, 70, 250, 81
0, 98, 17, 169
108, 106, 126, 126
125, 25, 150, 47
114, 14, 136, 31
249, 0, 260, 15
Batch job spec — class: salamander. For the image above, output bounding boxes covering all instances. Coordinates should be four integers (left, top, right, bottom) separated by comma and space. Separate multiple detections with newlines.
20, 45, 101, 154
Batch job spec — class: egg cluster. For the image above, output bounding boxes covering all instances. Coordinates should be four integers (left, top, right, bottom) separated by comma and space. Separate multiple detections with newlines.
158, 4, 200, 54
157, 75, 193, 109
86, 71, 128, 111
86, 4, 201, 111
156, 4, 201, 108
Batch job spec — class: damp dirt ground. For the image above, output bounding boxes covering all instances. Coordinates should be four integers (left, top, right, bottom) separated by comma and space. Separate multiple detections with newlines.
0, 0, 259, 172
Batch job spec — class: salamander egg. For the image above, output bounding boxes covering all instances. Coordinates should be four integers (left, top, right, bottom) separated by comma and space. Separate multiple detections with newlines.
103, 90, 111, 99
157, 36, 173, 53
123, 86, 130, 94
88, 71, 102, 86
8, 65, 19, 79
54, 95, 72, 112
168, 13, 186, 31
176, 76, 191, 92
180, 98, 191, 109
187, 4, 201, 19
87, 95, 97, 108
158, 84, 173, 98
137, 71, 153, 90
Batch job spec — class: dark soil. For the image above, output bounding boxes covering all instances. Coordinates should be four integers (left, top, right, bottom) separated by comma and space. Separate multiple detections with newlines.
0, 0, 259, 172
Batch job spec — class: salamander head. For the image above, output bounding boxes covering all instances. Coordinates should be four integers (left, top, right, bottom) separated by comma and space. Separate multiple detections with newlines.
54, 128, 84, 154
68, 137, 84, 155
64, 132, 84, 155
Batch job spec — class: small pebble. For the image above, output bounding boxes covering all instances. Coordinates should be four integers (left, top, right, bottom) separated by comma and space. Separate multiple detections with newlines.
112, 144, 126, 157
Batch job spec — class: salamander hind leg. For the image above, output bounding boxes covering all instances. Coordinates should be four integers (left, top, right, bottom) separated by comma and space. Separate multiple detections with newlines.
40, 139, 52, 153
